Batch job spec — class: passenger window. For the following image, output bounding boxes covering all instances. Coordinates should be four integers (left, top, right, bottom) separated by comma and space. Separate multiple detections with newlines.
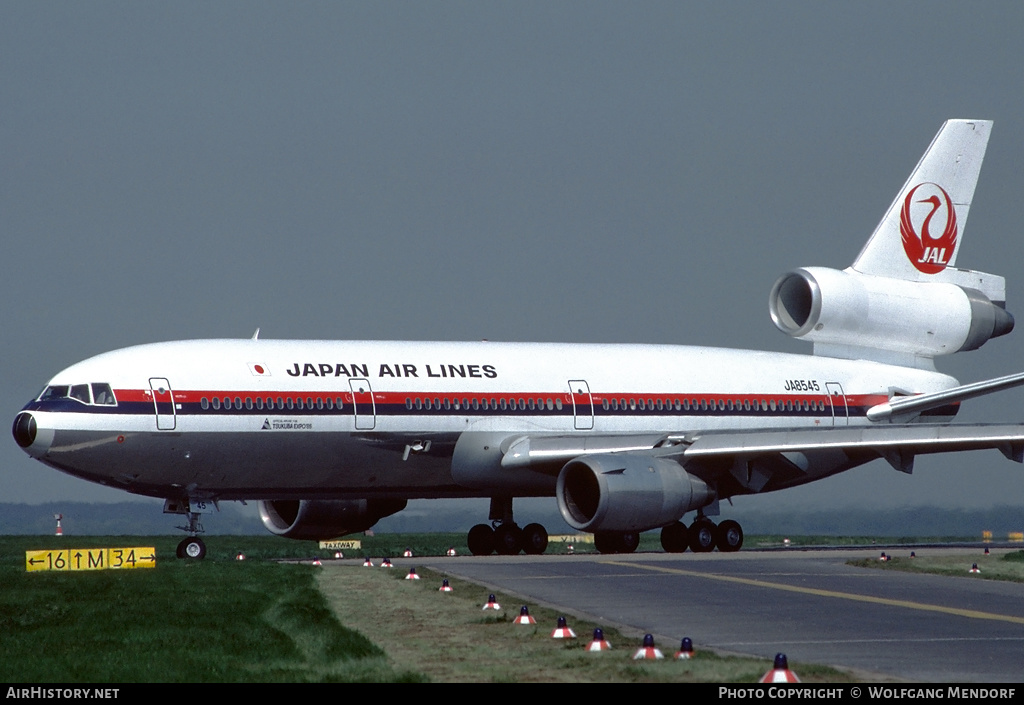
212, 397, 221, 410
201, 397, 209, 410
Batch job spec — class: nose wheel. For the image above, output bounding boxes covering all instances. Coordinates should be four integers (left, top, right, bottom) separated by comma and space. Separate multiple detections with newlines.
176, 537, 207, 559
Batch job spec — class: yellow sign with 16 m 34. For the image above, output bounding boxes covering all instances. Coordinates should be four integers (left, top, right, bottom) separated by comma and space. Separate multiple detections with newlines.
25, 547, 157, 572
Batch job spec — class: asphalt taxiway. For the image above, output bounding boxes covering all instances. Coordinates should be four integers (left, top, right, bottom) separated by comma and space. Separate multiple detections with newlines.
414, 547, 1024, 682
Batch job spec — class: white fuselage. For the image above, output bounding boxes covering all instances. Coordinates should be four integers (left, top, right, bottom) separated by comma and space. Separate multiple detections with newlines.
17, 339, 957, 501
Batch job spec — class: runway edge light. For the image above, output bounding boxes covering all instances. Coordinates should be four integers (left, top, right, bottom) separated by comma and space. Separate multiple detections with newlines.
513, 605, 536, 625
632, 634, 664, 660
675, 637, 695, 660
759, 653, 800, 683
551, 616, 576, 639
587, 628, 611, 651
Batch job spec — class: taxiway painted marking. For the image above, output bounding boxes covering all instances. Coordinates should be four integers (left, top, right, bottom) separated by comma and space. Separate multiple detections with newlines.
602, 559, 1024, 626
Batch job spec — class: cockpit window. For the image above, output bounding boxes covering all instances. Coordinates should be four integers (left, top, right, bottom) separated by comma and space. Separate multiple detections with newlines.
39, 385, 69, 401
37, 383, 117, 406
92, 383, 116, 405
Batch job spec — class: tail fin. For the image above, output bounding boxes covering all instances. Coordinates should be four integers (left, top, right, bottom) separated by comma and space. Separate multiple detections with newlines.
852, 119, 991, 281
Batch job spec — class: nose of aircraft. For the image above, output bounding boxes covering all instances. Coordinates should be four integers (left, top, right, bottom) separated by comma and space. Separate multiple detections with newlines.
12, 411, 51, 457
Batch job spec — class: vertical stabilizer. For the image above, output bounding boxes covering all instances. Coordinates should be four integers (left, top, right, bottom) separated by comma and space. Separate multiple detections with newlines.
851, 119, 991, 280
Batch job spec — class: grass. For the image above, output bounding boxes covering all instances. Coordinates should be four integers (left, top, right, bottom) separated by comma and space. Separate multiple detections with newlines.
848, 549, 1024, 583
0, 536, 421, 682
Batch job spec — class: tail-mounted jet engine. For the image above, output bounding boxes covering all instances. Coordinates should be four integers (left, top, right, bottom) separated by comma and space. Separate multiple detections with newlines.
769, 267, 1013, 361
556, 454, 713, 533
258, 498, 407, 540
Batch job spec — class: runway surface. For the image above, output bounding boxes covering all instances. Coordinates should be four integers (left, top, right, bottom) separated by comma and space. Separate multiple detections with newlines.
415, 547, 1024, 682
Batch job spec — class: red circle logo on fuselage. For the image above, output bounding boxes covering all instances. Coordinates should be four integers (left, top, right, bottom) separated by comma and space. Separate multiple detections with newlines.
900, 182, 958, 274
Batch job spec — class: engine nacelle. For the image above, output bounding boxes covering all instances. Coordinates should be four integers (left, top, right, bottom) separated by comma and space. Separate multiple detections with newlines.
769, 267, 1013, 359
556, 454, 713, 533
258, 498, 407, 540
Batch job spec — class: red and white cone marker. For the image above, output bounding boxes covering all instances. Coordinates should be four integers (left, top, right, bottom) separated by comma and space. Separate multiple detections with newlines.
363, 558, 374, 567
235, 552, 246, 561
910, 551, 916, 558
513, 605, 536, 625
587, 628, 611, 651
674, 637, 695, 660
446, 547, 457, 557
632, 634, 664, 660
381, 557, 393, 568
482, 594, 501, 610
405, 568, 420, 580
879, 551, 888, 562
54, 514, 63, 537
759, 653, 800, 683
439, 579, 453, 592
551, 616, 576, 639
333, 551, 344, 559
567, 544, 574, 554
970, 563, 981, 573
312, 557, 322, 566
984, 547, 990, 556
403, 548, 413, 557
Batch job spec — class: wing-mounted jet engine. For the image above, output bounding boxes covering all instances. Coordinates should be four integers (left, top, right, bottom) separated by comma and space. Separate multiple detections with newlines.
258, 499, 407, 540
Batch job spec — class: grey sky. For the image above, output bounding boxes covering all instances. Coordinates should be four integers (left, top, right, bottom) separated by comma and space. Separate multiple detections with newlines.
4, 2, 1024, 516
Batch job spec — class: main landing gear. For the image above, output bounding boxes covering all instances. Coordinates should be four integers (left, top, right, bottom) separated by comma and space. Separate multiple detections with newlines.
660, 517, 743, 553
467, 497, 549, 556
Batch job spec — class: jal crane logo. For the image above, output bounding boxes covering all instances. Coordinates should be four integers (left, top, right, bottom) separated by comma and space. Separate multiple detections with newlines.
900, 182, 958, 273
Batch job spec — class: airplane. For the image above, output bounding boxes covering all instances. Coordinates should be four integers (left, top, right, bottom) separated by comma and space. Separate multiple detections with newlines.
13, 119, 1024, 559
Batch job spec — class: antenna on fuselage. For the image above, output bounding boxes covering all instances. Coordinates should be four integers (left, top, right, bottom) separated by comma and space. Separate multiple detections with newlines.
251, 328, 260, 340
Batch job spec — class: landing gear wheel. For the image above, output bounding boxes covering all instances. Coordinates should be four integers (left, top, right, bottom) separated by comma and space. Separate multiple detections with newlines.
493, 524, 523, 555
688, 520, 717, 553
594, 532, 619, 554
660, 522, 689, 553
716, 520, 744, 552
619, 531, 640, 554
595, 531, 639, 554
522, 523, 549, 555
467, 524, 495, 556
177, 537, 206, 560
